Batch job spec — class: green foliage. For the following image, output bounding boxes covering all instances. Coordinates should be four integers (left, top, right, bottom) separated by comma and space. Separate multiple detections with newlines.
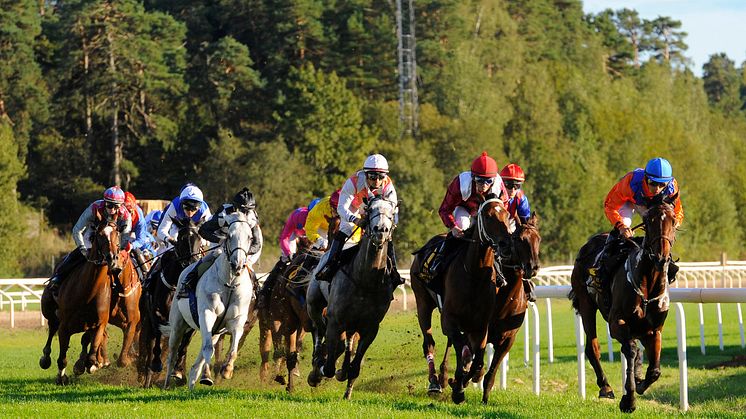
276, 63, 376, 195
702, 53, 742, 115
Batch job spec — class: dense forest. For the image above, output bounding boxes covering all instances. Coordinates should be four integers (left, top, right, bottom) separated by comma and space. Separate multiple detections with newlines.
2, 0, 746, 275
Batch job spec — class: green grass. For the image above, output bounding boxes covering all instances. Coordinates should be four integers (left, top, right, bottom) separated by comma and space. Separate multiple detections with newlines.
1, 300, 745, 417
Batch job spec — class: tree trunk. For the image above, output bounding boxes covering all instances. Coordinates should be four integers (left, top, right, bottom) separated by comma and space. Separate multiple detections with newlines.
107, 24, 121, 186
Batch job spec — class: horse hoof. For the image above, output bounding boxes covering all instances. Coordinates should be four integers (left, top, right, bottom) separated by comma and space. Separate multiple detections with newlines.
320, 365, 334, 379
200, 377, 214, 386
173, 371, 184, 380
292, 367, 301, 377
87, 364, 98, 374
221, 369, 234, 380
451, 389, 465, 404
102, 361, 111, 368
427, 382, 443, 394
619, 394, 636, 413
56, 374, 70, 386
636, 382, 648, 395
599, 389, 615, 399
73, 359, 86, 376
274, 375, 286, 385
117, 358, 129, 368
150, 361, 163, 373
471, 367, 485, 383
307, 370, 322, 387
39, 355, 52, 370
335, 368, 347, 382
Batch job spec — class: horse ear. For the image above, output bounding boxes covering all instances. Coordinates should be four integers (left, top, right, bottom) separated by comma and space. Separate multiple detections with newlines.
529, 211, 539, 227
664, 192, 679, 205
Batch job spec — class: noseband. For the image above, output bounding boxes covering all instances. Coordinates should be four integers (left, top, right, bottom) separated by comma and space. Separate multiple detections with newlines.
365, 199, 395, 248
476, 198, 511, 256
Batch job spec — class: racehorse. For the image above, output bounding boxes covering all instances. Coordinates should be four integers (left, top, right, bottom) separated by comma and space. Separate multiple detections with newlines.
259, 248, 320, 392
480, 213, 541, 403
39, 214, 126, 384
569, 194, 678, 413
306, 196, 397, 399
162, 211, 254, 390
440, 194, 512, 404
137, 218, 203, 387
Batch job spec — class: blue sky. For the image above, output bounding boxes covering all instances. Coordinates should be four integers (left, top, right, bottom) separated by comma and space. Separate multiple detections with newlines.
583, 0, 746, 76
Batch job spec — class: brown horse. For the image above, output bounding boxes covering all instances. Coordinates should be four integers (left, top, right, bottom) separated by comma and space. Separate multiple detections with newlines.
39, 215, 125, 384
480, 213, 541, 403
137, 218, 203, 387
440, 194, 513, 404
570, 195, 678, 413
106, 251, 141, 367
258, 248, 319, 391
411, 213, 541, 397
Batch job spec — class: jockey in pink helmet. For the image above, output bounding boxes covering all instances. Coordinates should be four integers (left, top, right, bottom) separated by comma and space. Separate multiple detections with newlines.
49, 186, 132, 291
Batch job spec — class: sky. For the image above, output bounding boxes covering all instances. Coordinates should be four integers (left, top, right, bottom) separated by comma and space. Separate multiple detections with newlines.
583, 0, 746, 76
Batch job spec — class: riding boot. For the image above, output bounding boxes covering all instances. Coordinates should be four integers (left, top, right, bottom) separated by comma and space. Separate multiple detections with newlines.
387, 242, 403, 288
587, 231, 618, 291
177, 265, 200, 299
428, 236, 454, 278
316, 231, 347, 282
667, 259, 680, 284
523, 279, 536, 302
49, 247, 86, 293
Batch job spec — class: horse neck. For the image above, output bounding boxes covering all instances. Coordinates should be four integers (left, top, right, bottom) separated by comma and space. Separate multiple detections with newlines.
352, 235, 388, 282
465, 228, 493, 272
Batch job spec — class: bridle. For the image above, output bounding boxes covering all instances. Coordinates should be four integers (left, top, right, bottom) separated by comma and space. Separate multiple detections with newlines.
476, 198, 511, 257
223, 218, 252, 285
364, 197, 396, 249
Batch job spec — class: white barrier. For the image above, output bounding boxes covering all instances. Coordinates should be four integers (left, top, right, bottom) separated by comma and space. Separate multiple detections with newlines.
0, 278, 47, 328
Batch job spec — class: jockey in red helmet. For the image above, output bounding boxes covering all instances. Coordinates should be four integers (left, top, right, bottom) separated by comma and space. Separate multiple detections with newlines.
499, 163, 536, 302
49, 186, 132, 291
315, 154, 401, 290
588, 157, 684, 292
432, 152, 510, 286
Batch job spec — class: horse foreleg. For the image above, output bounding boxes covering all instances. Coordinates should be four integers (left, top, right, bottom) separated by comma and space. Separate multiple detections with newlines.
619, 339, 638, 413
307, 328, 325, 387
197, 310, 219, 387
271, 319, 286, 384
438, 338, 451, 390
336, 335, 354, 382
175, 329, 194, 381
321, 318, 342, 379
74, 330, 93, 375
162, 314, 189, 390
448, 333, 467, 405
481, 335, 515, 404
88, 320, 108, 374
344, 328, 377, 400
258, 311, 273, 382
55, 326, 71, 385
285, 328, 299, 392
221, 315, 248, 381
636, 332, 662, 395
118, 295, 141, 367
188, 350, 205, 390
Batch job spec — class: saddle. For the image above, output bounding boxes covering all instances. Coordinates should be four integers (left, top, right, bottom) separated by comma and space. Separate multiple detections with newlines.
412, 234, 466, 295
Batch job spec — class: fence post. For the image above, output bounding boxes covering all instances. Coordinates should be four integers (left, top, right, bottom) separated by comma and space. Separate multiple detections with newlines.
500, 352, 509, 390
530, 302, 540, 395
606, 323, 614, 362
675, 302, 689, 411
546, 298, 554, 363
574, 313, 586, 399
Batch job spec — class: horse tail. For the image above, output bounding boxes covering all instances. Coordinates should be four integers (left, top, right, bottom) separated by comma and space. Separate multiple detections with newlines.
568, 289, 579, 312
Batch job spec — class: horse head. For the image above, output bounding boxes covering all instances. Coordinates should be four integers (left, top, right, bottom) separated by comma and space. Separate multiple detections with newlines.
224, 211, 253, 279
173, 217, 203, 267
91, 211, 122, 274
511, 212, 541, 279
364, 196, 397, 248
475, 194, 512, 257
642, 193, 678, 272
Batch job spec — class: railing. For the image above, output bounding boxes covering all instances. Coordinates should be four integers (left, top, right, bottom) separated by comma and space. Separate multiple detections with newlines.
0, 278, 47, 328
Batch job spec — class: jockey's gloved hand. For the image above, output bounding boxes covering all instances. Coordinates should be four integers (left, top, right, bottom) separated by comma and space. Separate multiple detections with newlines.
79, 246, 88, 258
167, 237, 177, 246
354, 216, 367, 227
313, 237, 328, 250
280, 254, 291, 263
450, 226, 464, 238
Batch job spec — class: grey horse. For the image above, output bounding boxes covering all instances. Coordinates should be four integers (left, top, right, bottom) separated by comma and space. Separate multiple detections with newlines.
306, 196, 397, 399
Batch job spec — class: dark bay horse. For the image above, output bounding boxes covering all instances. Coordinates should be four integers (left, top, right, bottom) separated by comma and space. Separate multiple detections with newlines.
306, 196, 397, 399
570, 195, 678, 413
480, 213, 541, 404
137, 218, 203, 387
410, 213, 541, 397
440, 195, 512, 404
40, 215, 125, 384
259, 248, 320, 392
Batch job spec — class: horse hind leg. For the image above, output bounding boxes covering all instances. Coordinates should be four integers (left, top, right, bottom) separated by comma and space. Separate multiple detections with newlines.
636, 332, 662, 395
221, 315, 248, 381
40, 315, 59, 370
580, 304, 614, 399
438, 339, 451, 390
336, 335, 354, 382
307, 330, 325, 387
448, 334, 467, 405
619, 339, 639, 413
55, 326, 71, 385
74, 330, 94, 376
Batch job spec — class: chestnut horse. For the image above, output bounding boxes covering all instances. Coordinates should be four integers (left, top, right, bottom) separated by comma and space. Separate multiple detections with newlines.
39, 215, 125, 384
480, 213, 541, 403
440, 195, 512, 404
137, 218, 204, 387
258, 247, 319, 392
570, 194, 678, 413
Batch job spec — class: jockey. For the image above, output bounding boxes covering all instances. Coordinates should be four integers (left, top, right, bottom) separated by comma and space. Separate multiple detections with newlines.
305, 190, 362, 251
315, 154, 402, 288
49, 186, 132, 290
500, 164, 531, 225
144, 209, 162, 236
256, 198, 322, 308
500, 163, 535, 302
431, 152, 509, 285
156, 184, 211, 248
588, 157, 684, 290
123, 192, 156, 261
177, 188, 263, 298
